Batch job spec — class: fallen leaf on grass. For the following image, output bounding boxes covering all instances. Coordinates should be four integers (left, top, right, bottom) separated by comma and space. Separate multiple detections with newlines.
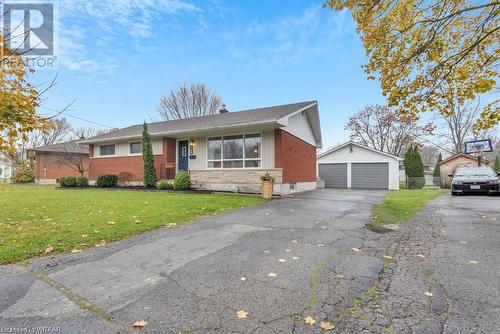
304, 316, 316, 325
95, 240, 106, 247
131, 320, 147, 328
468, 260, 479, 264
424, 291, 433, 297
107, 221, 116, 225
268, 272, 277, 277
236, 310, 249, 319
70, 249, 82, 253
320, 321, 335, 330
383, 255, 393, 260
43, 246, 53, 255
81, 234, 89, 238
351, 248, 361, 252
134, 220, 142, 223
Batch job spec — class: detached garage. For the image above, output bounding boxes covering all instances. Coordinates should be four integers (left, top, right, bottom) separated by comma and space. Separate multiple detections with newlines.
317, 142, 402, 190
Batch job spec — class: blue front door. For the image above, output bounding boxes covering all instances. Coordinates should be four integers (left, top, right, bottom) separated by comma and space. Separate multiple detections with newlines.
178, 140, 189, 171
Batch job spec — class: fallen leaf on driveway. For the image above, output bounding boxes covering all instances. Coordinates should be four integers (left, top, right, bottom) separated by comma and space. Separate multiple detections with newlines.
268, 272, 277, 277
43, 246, 53, 255
417, 254, 426, 258
317, 244, 325, 247
285, 249, 291, 252
240, 277, 247, 281
468, 260, 479, 264
264, 250, 270, 254
236, 310, 249, 319
424, 291, 433, 297
292, 256, 300, 260
292, 240, 298, 243
351, 248, 361, 252
383, 255, 393, 260
304, 316, 316, 325
278, 258, 286, 263
335, 274, 344, 279
265, 213, 270, 216
131, 320, 147, 328
70, 249, 82, 253
320, 321, 335, 330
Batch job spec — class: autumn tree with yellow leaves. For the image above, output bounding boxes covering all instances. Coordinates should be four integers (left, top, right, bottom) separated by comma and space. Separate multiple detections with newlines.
324, 0, 499, 131
1, 34, 50, 156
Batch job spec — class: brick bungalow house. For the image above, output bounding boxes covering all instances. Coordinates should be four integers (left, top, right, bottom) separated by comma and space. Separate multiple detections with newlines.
80, 101, 322, 195
28, 141, 90, 183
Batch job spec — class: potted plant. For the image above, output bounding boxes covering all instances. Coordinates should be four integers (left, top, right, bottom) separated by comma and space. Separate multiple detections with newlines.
260, 172, 275, 199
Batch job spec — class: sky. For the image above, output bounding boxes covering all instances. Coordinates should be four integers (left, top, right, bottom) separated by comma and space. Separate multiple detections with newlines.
32, 0, 389, 149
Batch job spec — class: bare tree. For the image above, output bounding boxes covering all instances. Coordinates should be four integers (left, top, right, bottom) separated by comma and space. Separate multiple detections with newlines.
57, 142, 88, 176
72, 127, 107, 140
16, 117, 73, 162
435, 101, 497, 154
156, 83, 223, 120
346, 105, 434, 157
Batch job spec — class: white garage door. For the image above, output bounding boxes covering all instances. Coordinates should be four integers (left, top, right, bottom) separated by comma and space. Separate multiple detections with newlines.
318, 163, 347, 188
351, 163, 389, 189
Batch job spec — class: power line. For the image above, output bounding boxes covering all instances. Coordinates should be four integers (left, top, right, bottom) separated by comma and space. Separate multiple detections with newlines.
39, 106, 116, 129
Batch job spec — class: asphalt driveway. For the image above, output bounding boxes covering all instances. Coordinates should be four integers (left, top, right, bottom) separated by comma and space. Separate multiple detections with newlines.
1, 189, 499, 333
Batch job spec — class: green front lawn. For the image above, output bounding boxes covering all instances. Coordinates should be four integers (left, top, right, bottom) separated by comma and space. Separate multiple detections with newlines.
0, 184, 265, 264
371, 188, 447, 226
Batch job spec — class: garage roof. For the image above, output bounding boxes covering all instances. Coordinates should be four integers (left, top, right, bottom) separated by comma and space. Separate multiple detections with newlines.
317, 141, 403, 161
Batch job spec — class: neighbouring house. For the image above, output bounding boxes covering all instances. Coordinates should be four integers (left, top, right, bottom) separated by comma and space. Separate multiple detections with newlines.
439, 153, 489, 188
27, 141, 90, 184
317, 141, 402, 190
80, 101, 322, 195
0, 152, 17, 182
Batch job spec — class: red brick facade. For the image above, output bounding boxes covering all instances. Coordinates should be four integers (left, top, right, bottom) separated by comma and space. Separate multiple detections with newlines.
34, 152, 89, 180
274, 129, 316, 183
88, 137, 176, 180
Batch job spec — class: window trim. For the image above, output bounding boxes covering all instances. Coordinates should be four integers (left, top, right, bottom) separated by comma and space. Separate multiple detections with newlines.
207, 133, 262, 170
99, 144, 116, 156
129, 142, 142, 155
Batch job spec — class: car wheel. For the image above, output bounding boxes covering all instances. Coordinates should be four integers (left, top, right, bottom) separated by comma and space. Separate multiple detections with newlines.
451, 191, 459, 196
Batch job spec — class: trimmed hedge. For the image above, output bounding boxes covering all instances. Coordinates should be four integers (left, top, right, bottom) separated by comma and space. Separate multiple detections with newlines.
173, 170, 190, 190
76, 176, 89, 187
59, 176, 76, 187
96, 174, 118, 188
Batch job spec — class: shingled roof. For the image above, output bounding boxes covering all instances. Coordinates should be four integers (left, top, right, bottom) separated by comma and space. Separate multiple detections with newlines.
80, 101, 320, 144
28, 141, 89, 154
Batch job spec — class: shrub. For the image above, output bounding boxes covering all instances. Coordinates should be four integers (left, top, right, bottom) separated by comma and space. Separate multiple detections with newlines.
494, 155, 500, 173
404, 146, 425, 189
157, 181, 173, 190
64, 176, 77, 187
117, 172, 135, 186
96, 174, 118, 188
76, 176, 89, 187
173, 170, 190, 190
11, 163, 35, 183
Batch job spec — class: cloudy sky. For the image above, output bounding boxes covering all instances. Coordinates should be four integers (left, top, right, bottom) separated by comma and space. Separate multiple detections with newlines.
33, 0, 388, 149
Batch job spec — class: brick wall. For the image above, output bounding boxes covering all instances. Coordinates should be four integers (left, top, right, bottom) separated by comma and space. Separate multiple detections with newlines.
274, 129, 316, 183
88, 137, 176, 180
34, 152, 89, 180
